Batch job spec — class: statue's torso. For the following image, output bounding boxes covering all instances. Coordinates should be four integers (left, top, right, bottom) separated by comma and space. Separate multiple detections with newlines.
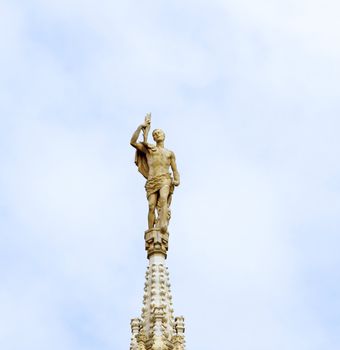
146, 146, 172, 179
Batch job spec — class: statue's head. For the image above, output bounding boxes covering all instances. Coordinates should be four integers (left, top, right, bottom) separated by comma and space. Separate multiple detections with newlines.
152, 129, 165, 142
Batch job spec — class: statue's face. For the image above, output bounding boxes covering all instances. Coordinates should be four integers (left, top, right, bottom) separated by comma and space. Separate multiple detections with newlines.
152, 129, 165, 142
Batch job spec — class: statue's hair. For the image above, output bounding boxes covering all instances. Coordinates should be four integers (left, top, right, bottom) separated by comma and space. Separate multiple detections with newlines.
152, 129, 165, 137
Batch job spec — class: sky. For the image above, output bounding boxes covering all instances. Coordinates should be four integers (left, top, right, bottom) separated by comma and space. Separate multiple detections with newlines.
0, 0, 340, 349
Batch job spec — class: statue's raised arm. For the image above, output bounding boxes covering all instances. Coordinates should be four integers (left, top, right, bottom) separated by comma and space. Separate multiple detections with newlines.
130, 114, 151, 152
131, 115, 180, 233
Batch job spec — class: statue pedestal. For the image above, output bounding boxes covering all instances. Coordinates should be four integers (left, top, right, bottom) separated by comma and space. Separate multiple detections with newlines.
130, 228, 186, 350
144, 228, 169, 259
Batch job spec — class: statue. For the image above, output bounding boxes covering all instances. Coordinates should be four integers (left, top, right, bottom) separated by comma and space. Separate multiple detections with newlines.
130, 114, 180, 233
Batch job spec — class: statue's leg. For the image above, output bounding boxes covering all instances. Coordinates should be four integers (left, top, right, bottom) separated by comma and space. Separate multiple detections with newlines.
158, 186, 171, 232
148, 193, 157, 229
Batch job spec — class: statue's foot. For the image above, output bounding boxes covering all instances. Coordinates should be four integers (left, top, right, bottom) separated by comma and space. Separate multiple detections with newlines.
160, 225, 167, 234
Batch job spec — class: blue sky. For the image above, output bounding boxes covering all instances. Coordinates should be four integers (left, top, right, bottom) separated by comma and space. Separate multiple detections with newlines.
1, 0, 340, 349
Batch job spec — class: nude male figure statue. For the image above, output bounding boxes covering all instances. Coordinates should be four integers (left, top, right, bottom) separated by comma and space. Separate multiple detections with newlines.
130, 116, 180, 232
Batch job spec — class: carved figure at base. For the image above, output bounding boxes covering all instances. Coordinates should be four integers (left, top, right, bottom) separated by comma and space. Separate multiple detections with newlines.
130, 114, 180, 233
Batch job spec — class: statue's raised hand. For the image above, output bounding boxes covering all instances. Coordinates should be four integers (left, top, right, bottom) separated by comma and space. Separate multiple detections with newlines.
141, 114, 151, 128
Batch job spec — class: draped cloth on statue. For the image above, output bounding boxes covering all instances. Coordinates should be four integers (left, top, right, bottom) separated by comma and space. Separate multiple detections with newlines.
145, 173, 174, 199
134, 146, 149, 179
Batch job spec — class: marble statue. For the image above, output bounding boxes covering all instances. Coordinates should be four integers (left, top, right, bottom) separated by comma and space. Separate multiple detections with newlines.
130, 114, 180, 233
